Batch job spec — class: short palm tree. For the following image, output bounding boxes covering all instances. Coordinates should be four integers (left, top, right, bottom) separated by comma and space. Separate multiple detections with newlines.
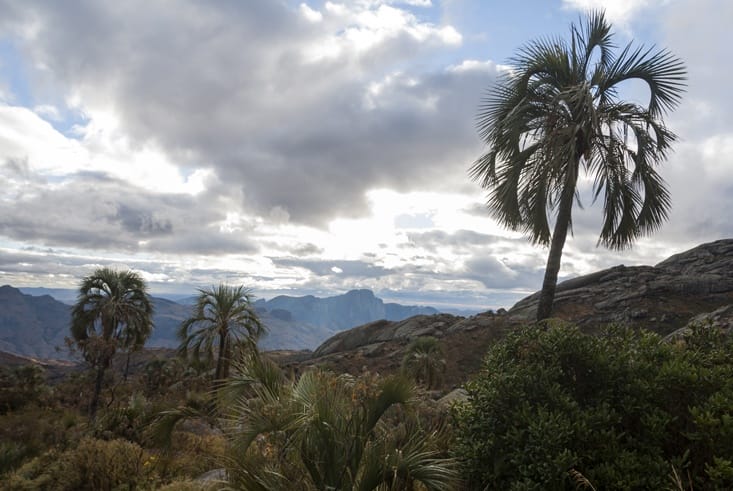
177, 284, 264, 382
221, 352, 459, 490
70, 267, 154, 417
470, 11, 686, 320
402, 337, 446, 390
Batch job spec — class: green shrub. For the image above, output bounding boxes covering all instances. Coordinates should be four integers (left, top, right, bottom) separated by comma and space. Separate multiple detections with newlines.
0, 365, 50, 413
453, 323, 733, 490
7, 437, 149, 490
0, 408, 84, 476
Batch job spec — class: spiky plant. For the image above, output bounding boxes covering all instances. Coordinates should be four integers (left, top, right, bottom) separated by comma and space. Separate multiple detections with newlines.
221, 352, 459, 490
401, 337, 446, 390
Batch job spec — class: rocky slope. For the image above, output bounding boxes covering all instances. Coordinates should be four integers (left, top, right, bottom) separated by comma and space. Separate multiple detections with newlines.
283, 239, 733, 389
509, 239, 733, 330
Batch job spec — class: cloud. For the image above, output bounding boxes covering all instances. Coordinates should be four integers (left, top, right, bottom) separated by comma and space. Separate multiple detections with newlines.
561, 0, 664, 27
0, 166, 257, 254
271, 258, 392, 278
0, 0, 490, 228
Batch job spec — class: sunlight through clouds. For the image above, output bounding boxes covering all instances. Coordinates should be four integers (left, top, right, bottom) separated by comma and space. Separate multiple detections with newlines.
0, 0, 727, 310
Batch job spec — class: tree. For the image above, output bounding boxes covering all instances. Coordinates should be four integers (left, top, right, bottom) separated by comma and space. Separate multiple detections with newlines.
177, 284, 264, 382
469, 11, 686, 320
401, 336, 446, 390
70, 267, 154, 417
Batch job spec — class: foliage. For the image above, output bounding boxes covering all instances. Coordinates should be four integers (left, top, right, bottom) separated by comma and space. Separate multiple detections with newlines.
0, 406, 84, 476
177, 284, 264, 382
93, 392, 159, 444
454, 322, 733, 490
401, 336, 447, 389
6, 437, 149, 491
70, 267, 154, 417
0, 364, 50, 414
221, 351, 460, 490
469, 10, 685, 320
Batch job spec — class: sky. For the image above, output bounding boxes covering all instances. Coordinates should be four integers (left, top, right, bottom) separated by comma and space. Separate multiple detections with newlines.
0, 0, 730, 311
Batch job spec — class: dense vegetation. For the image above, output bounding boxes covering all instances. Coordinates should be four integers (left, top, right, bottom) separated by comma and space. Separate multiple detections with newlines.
455, 322, 733, 490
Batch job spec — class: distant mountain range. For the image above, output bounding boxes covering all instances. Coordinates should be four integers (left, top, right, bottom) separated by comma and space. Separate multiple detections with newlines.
1, 286, 439, 360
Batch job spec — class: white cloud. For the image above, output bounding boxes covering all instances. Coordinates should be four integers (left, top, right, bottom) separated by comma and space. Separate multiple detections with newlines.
561, 0, 669, 27
299, 3, 323, 22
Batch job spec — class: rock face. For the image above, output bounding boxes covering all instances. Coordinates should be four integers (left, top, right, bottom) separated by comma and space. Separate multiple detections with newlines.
314, 314, 459, 357
509, 239, 733, 334
278, 311, 518, 389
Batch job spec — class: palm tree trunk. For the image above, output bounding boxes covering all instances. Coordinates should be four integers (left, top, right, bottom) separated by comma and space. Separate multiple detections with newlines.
215, 332, 227, 382
536, 167, 579, 321
123, 350, 131, 381
90, 364, 105, 419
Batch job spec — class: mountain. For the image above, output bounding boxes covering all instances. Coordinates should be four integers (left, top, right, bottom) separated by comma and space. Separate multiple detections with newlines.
278, 239, 733, 390
0, 286, 71, 359
0, 287, 193, 359
0, 286, 439, 359
17, 287, 78, 304
255, 289, 437, 328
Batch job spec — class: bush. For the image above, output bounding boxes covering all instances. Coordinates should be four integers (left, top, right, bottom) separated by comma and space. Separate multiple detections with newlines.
453, 322, 733, 490
7, 437, 149, 490
0, 365, 50, 413
0, 408, 84, 476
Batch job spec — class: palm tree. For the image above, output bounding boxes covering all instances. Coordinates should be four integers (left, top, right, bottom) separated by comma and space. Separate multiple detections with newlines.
221, 352, 459, 490
70, 267, 154, 417
177, 284, 264, 382
402, 336, 446, 390
469, 11, 686, 321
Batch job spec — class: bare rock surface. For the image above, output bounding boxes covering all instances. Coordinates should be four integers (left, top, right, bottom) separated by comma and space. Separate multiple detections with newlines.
509, 239, 733, 333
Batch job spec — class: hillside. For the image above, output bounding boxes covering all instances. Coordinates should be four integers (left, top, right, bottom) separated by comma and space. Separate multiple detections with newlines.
279, 239, 733, 388
5, 239, 733, 381
0, 286, 70, 359
0, 287, 440, 359
254, 289, 437, 349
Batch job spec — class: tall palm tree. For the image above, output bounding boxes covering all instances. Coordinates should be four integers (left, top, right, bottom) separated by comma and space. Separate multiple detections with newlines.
470, 11, 686, 321
70, 267, 154, 417
177, 284, 264, 382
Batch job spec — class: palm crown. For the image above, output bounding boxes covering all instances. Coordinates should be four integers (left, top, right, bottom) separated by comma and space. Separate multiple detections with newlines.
177, 284, 264, 381
71, 267, 153, 357
470, 10, 685, 250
